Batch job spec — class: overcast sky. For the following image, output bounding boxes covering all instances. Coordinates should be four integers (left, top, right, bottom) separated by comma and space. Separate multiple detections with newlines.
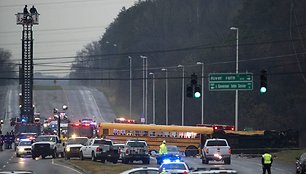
0, 0, 137, 77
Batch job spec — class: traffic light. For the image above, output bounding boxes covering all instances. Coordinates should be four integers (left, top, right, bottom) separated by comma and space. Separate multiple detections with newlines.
191, 73, 197, 85
187, 73, 202, 98
194, 85, 201, 99
260, 69, 267, 93
186, 85, 193, 98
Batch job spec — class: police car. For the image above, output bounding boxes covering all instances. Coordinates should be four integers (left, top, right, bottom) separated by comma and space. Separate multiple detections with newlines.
159, 161, 191, 174
16, 139, 32, 157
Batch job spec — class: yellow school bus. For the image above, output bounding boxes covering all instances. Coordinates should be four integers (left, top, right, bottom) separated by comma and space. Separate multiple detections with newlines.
98, 122, 213, 156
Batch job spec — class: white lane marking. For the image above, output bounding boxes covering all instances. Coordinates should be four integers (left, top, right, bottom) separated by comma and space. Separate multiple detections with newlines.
51, 159, 82, 174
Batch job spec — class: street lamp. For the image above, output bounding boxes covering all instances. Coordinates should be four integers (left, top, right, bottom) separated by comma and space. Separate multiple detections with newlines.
140, 55, 148, 124
230, 26, 239, 131
196, 62, 204, 124
177, 65, 185, 126
105, 41, 117, 86
161, 68, 168, 125
54, 105, 68, 139
149, 72, 155, 124
128, 56, 133, 118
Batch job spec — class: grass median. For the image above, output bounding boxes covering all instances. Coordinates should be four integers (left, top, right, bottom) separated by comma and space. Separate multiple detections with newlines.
69, 160, 134, 174
274, 148, 306, 163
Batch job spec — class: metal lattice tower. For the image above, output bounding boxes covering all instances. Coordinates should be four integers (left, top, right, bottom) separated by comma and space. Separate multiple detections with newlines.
16, 10, 39, 123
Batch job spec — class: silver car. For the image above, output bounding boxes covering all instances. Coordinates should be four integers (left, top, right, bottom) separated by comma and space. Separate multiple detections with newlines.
16, 140, 32, 157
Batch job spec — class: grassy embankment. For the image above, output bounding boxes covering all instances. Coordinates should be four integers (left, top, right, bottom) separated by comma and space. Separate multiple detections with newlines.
69, 160, 134, 174
274, 148, 306, 163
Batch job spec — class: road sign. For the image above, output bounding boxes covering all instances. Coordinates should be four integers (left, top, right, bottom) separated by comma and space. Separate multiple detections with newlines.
209, 82, 253, 91
209, 73, 253, 91
209, 73, 253, 82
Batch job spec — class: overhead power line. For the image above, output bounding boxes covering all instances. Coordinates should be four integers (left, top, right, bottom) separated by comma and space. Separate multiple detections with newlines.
5, 37, 306, 63
1, 71, 306, 81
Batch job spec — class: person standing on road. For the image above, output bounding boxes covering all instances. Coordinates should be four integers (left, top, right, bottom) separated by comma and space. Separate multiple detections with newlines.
0, 134, 3, 151
159, 140, 168, 155
262, 151, 273, 174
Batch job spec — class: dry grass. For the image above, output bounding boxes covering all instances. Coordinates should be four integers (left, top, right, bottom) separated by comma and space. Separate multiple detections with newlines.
274, 148, 306, 163
69, 160, 134, 174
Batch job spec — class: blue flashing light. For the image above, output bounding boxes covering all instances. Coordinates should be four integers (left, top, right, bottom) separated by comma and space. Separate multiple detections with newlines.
163, 159, 171, 163
21, 118, 27, 123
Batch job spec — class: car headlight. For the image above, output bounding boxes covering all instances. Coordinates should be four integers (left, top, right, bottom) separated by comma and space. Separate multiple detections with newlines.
66, 147, 70, 152
18, 148, 24, 152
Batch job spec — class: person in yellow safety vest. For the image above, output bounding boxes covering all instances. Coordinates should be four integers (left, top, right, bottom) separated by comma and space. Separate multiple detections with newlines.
262, 151, 273, 174
159, 140, 168, 155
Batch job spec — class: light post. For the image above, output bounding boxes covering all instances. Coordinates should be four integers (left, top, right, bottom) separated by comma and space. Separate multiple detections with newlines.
177, 65, 185, 126
54, 105, 68, 139
128, 56, 132, 118
161, 68, 168, 125
196, 62, 204, 124
149, 72, 155, 124
140, 55, 148, 124
230, 26, 239, 131
105, 41, 117, 86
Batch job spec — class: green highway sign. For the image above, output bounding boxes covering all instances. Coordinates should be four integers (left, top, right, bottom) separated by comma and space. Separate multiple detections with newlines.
209, 73, 253, 82
209, 81, 253, 91
208, 73, 253, 91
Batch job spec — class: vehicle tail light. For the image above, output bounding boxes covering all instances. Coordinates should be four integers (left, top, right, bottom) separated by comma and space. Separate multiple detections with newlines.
205, 149, 209, 154
126, 148, 129, 155
183, 171, 188, 174
229, 149, 231, 154
96, 147, 101, 152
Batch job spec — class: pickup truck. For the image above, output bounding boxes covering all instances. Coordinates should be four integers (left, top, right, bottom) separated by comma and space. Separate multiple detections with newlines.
79, 138, 119, 163
64, 137, 88, 160
121, 139, 150, 164
201, 138, 231, 164
31, 135, 64, 159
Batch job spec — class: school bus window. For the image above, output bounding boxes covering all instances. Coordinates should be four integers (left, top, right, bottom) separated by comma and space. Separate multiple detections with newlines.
149, 131, 156, 137
143, 131, 148, 136
113, 129, 118, 135
103, 128, 109, 135
127, 130, 135, 136
166, 132, 171, 137
170, 132, 177, 138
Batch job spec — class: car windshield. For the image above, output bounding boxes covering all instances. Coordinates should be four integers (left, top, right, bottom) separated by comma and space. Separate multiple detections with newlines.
167, 146, 179, 152
19, 141, 32, 146
92, 139, 112, 145
206, 140, 227, 146
67, 138, 88, 145
161, 163, 187, 170
35, 136, 56, 142
127, 141, 146, 147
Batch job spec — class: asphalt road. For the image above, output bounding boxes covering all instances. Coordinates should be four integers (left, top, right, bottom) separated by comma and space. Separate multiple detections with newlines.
0, 147, 297, 174
145, 155, 296, 174
0, 148, 82, 174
